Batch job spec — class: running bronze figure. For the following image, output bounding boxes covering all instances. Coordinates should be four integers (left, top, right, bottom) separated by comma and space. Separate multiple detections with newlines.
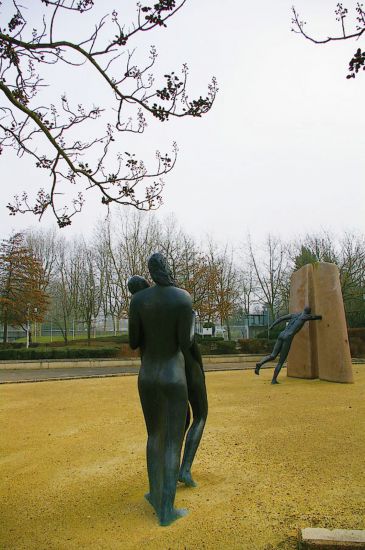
255, 306, 322, 384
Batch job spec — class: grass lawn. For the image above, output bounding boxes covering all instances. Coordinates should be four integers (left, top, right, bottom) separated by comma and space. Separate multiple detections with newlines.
1, 368, 364, 549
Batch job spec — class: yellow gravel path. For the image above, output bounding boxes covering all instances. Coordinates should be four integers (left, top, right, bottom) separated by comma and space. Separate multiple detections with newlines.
1, 368, 364, 550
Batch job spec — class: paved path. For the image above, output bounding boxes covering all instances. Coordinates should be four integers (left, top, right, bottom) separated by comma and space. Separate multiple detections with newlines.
0, 361, 275, 384
1, 359, 363, 384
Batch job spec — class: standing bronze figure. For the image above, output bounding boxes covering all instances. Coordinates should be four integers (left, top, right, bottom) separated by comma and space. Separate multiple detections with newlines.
128, 253, 207, 526
179, 310, 208, 487
255, 306, 322, 384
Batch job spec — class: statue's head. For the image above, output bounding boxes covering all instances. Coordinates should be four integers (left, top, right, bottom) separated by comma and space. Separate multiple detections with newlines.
303, 305, 311, 314
128, 275, 150, 295
148, 253, 175, 286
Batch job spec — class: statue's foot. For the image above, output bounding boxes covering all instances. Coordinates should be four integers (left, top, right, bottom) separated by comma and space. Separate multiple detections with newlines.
255, 364, 260, 375
144, 493, 155, 508
179, 471, 197, 487
271, 379, 279, 385
159, 508, 188, 527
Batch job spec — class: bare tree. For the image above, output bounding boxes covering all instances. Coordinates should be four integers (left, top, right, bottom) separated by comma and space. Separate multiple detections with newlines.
25, 227, 59, 291
93, 218, 125, 334
248, 235, 289, 319
238, 260, 256, 316
0, 1, 217, 226
73, 242, 101, 341
205, 241, 240, 339
174, 235, 211, 316
50, 238, 81, 343
339, 231, 365, 300
290, 230, 365, 324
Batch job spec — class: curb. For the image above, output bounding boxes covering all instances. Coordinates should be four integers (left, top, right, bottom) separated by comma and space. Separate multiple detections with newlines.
0, 364, 276, 385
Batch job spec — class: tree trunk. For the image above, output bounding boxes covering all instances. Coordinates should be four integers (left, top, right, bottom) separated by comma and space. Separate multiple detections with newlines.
62, 314, 68, 344
87, 320, 92, 344
3, 310, 8, 343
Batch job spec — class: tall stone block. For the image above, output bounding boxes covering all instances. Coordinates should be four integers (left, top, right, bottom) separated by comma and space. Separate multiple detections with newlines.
287, 264, 318, 379
313, 263, 353, 383
287, 262, 353, 383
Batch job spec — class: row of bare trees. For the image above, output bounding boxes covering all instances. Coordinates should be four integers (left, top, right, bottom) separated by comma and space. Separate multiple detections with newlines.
1, 212, 364, 342
16, 212, 242, 342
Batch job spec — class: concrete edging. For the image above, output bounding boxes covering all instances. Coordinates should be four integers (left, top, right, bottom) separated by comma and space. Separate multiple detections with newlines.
0, 354, 262, 371
299, 528, 365, 549
0, 354, 363, 371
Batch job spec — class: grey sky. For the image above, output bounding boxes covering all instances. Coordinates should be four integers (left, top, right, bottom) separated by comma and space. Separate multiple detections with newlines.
1, 0, 364, 244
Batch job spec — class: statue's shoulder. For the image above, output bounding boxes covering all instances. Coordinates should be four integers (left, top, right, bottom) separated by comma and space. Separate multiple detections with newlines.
130, 286, 152, 306
170, 286, 192, 304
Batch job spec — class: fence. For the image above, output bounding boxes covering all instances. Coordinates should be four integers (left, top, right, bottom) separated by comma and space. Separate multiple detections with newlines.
0, 317, 129, 342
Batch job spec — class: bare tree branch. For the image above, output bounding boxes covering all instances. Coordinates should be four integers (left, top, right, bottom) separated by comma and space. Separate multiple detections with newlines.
0, 1, 218, 226
292, 3, 365, 78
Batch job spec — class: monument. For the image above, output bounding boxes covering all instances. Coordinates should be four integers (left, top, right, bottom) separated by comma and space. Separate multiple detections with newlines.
287, 262, 353, 383
128, 253, 207, 526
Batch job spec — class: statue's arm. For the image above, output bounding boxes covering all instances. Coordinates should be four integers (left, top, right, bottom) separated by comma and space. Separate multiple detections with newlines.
128, 298, 141, 350
309, 314, 322, 321
178, 301, 194, 354
190, 310, 197, 345
191, 340, 204, 372
269, 314, 292, 330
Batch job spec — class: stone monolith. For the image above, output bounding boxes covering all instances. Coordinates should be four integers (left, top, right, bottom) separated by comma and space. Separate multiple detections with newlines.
287, 262, 353, 383
313, 262, 353, 383
287, 264, 318, 379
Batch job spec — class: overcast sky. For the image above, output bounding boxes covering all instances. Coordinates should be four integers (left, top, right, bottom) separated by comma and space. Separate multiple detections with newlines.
1, 0, 364, 245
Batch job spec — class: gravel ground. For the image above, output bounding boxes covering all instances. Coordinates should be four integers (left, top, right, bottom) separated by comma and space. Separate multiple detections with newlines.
1, 368, 364, 550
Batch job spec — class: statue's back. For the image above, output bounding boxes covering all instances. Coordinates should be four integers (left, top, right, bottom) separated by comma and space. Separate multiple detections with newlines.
131, 285, 192, 361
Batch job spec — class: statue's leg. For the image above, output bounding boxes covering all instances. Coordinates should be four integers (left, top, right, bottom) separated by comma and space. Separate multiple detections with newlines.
184, 404, 191, 435
138, 375, 163, 517
255, 338, 282, 374
271, 339, 291, 384
179, 363, 208, 487
159, 376, 189, 526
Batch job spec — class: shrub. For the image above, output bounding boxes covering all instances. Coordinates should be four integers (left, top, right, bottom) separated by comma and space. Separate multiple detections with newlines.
214, 340, 238, 354
0, 342, 24, 349
121, 343, 140, 358
0, 348, 19, 359
45, 334, 130, 348
0, 347, 120, 361
255, 327, 282, 340
194, 334, 224, 344
197, 339, 236, 355
237, 339, 276, 354
348, 328, 365, 358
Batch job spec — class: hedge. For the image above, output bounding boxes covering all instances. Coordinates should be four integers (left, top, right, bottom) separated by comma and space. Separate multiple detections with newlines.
237, 338, 276, 354
239, 330, 365, 357
348, 328, 365, 358
194, 335, 224, 344
0, 347, 120, 361
0, 342, 24, 349
214, 340, 238, 354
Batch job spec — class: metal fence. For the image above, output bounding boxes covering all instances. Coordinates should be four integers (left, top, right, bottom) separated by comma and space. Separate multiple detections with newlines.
0, 317, 129, 342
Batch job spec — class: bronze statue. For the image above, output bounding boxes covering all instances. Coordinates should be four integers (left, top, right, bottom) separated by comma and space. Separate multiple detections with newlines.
255, 306, 322, 384
179, 309, 208, 487
128, 254, 207, 526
